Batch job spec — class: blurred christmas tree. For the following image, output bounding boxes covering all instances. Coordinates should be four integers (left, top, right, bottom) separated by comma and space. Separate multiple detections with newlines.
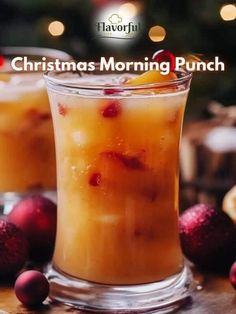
0, 0, 235, 117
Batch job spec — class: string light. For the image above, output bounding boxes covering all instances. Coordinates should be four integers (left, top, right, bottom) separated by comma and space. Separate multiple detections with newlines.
48, 21, 65, 36
220, 4, 236, 21
148, 25, 166, 42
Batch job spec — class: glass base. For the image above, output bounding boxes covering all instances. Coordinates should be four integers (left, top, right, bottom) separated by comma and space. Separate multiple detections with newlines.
46, 264, 192, 313
0, 191, 57, 215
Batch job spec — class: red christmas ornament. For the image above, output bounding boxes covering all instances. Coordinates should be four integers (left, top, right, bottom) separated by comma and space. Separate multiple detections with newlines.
0, 220, 28, 277
152, 50, 176, 72
8, 196, 57, 262
179, 204, 236, 271
15, 270, 49, 307
230, 262, 236, 289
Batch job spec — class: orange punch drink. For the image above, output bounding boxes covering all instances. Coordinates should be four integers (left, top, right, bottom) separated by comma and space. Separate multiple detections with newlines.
45, 68, 192, 313
0, 47, 72, 212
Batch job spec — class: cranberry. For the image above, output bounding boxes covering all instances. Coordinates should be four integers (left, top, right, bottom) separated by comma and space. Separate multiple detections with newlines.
25, 109, 51, 125
101, 101, 121, 118
152, 50, 176, 72
89, 172, 101, 186
101, 151, 145, 170
58, 103, 67, 116
103, 88, 123, 95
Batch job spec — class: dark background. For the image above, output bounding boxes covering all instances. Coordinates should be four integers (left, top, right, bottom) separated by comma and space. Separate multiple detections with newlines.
0, 0, 235, 118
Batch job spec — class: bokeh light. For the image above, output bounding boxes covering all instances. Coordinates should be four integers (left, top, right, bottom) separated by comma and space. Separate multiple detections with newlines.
148, 25, 166, 42
118, 2, 138, 19
220, 4, 236, 21
48, 21, 65, 36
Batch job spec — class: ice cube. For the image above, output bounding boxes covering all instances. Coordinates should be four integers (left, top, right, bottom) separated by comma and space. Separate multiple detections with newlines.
71, 131, 87, 146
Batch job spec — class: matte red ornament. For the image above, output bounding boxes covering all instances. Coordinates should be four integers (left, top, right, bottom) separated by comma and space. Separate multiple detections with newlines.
15, 270, 49, 307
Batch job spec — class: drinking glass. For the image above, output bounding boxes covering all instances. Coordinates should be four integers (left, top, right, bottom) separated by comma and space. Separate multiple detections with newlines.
0, 47, 72, 213
45, 69, 192, 313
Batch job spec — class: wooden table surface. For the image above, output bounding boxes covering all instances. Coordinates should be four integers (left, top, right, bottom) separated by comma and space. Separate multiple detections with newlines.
0, 269, 236, 314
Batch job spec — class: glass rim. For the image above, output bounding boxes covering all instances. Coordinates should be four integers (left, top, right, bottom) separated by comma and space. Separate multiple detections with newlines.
0, 46, 73, 73
44, 68, 192, 92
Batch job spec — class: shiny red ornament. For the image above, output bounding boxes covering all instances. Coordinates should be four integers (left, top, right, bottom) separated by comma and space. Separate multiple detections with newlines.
8, 196, 57, 262
179, 204, 236, 271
